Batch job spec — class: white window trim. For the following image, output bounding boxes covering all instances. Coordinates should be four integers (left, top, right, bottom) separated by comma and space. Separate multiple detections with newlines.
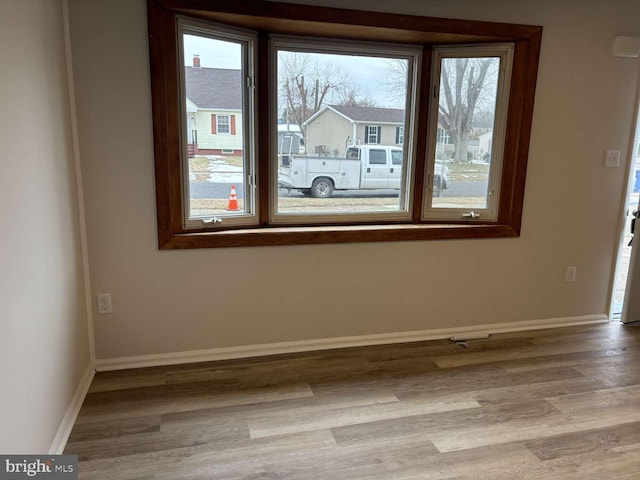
423, 43, 514, 222
367, 125, 380, 144
177, 18, 259, 229
397, 126, 404, 145
217, 114, 231, 135
268, 35, 421, 225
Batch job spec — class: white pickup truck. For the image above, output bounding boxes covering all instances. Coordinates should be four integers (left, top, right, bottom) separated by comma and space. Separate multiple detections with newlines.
278, 145, 449, 198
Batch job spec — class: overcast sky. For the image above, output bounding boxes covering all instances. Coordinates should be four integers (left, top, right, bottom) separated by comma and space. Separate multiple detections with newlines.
183, 34, 406, 109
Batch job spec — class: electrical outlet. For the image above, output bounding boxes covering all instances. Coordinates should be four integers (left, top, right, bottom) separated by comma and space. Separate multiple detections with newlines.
565, 266, 577, 283
97, 293, 113, 314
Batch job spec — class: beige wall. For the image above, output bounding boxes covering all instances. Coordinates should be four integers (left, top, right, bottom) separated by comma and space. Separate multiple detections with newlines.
0, 0, 91, 452
306, 111, 403, 154
306, 109, 353, 155
69, 0, 640, 360
356, 124, 402, 146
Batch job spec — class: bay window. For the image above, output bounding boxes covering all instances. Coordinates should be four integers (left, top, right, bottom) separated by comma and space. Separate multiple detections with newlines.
147, 0, 542, 249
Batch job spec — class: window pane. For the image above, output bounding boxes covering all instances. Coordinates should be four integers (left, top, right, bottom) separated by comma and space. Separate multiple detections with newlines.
369, 150, 387, 165
275, 48, 411, 216
217, 115, 230, 134
431, 56, 500, 208
182, 33, 248, 219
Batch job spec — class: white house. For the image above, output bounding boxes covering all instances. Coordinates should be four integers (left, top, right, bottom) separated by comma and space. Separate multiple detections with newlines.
184, 60, 243, 156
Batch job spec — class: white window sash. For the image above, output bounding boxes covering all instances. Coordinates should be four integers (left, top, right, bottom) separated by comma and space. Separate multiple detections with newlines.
422, 43, 514, 222
177, 18, 259, 229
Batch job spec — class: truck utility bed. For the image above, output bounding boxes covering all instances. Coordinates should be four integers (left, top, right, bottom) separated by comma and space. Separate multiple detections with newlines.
278, 145, 448, 198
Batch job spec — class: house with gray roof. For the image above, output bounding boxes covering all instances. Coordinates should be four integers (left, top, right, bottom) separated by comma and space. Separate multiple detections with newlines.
184, 61, 243, 156
303, 105, 405, 156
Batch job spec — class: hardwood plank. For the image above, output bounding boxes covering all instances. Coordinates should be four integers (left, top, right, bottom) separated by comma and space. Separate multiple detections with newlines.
573, 362, 640, 385
330, 398, 559, 447
386, 365, 584, 400
613, 442, 640, 453
545, 383, 640, 413
67, 415, 161, 443
442, 450, 640, 480
270, 443, 539, 480
524, 420, 640, 461
167, 353, 374, 386
362, 336, 535, 362
497, 346, 640, 373
161, 390, 400, 428
428, 404, 640, 453
467, 376, 623, 405
76, 382, 313, 424
66, 417, 249, 461
76, 430, 336, 480
430, 339, 639, 369
65, 323, 640, 478
152, 437, 537, 480
248, 397, 481, 439
89, 371, 166, 393
236, 356, 391, 387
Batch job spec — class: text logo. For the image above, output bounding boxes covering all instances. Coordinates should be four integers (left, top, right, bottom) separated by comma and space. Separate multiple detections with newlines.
0, 456, 77, 479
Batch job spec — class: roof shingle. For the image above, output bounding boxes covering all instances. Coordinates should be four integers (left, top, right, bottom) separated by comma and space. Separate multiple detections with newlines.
184, 67, 242, 110
329, 105, 405, 123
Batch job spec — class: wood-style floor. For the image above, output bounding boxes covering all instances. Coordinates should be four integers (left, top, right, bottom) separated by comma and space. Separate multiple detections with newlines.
65, 322, 640, 479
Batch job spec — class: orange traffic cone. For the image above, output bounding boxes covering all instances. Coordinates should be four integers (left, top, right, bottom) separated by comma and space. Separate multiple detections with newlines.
227, 185, 239, 211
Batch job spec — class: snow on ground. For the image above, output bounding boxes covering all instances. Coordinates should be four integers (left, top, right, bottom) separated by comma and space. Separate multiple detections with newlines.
206, 157, 244, 183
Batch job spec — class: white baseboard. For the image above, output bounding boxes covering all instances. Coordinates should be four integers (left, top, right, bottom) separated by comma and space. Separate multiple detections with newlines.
95, 314, 609, 372
49, 363, 95, 454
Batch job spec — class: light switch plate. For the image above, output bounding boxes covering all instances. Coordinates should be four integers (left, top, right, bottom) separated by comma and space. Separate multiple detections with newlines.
605, 149, 621, 168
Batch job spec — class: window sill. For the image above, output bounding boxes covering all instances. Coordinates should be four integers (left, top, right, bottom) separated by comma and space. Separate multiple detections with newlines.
159, 223, 519, 249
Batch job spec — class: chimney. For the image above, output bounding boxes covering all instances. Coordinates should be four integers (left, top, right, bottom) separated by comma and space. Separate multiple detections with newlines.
193, 54, 201, 68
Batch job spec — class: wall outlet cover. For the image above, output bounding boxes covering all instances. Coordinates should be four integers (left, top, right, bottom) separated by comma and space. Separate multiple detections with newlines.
97, 293, 113, 314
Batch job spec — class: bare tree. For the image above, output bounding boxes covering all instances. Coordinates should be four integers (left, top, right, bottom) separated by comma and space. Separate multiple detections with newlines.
384, 57, 497, 163
335, 85, 377, 108
382, 59, 409, 105
438, 58, 495, 163
279, 52, 350, 141
279, 52, 381, 142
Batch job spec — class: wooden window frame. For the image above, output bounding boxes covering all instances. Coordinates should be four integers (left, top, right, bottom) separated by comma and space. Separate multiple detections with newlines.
147, 0, 542, 249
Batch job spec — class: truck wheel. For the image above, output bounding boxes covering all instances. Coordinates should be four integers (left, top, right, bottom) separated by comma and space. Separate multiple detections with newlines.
311, 177, 334, 198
